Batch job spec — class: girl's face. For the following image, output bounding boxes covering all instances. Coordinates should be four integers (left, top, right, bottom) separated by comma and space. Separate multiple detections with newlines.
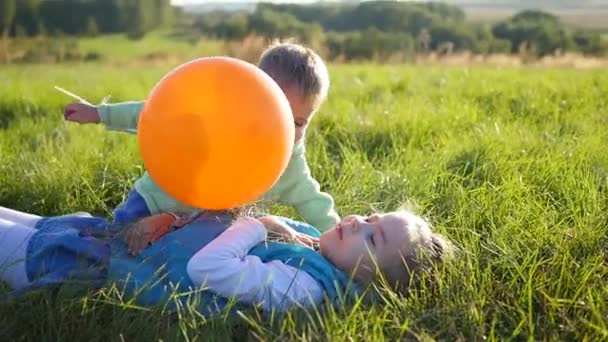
319, 211, 424, 283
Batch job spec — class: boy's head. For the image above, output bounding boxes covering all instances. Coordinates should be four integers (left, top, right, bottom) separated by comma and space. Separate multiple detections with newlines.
319, 210, 454, 293
258, 40, 329, 144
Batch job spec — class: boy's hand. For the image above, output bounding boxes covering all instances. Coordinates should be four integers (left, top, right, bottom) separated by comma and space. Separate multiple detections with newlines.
124, 214, 177, 256
257, 216, 319, 248
64, 102, 100, 124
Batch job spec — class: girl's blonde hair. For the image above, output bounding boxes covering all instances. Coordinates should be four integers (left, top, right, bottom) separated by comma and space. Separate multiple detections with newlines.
368, 209, 456, 294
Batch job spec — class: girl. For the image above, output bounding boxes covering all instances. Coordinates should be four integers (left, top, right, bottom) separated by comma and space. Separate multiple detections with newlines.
0, 206, 453, 314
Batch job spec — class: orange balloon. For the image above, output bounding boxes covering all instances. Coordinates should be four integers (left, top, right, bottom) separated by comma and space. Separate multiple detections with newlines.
137, 57, 294, 209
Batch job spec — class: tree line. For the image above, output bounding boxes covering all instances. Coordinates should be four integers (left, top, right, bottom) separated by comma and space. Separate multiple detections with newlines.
194, 2, 606, 59
1, 0, 606, 60
0, 0, 173, 39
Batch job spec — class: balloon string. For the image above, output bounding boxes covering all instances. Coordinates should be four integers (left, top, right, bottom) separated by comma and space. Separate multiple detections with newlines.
54, 86, 111, 106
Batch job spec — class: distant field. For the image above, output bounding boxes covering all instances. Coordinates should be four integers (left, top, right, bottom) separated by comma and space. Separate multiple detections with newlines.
464, 6, 608, 30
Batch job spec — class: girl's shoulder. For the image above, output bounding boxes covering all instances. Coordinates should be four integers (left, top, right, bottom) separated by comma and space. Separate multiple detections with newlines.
273, 216, 321, 238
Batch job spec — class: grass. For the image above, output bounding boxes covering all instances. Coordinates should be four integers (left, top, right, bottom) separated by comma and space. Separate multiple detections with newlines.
77, 31, 227, 64
0, 60, 607, 340
2, 31, 227, 65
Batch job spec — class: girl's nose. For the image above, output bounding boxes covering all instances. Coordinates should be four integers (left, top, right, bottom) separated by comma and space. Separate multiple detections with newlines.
350, 216, 366, 233
341, 215, 357, 226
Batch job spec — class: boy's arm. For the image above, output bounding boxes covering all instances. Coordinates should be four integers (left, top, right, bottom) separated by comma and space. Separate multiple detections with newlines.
97, 101, 145, 133
277, 155, 340, 232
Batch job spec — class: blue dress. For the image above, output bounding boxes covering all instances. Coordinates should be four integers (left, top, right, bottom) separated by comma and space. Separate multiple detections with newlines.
22, 213, 358, 315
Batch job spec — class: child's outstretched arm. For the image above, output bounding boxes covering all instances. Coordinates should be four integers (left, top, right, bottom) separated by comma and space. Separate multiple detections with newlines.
276, 155, 340, 232
186, 217, 323, 312
64, 101, 144, 133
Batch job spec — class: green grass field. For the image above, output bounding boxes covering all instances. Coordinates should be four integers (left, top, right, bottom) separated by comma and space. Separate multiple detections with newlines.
1, 58, 607, 340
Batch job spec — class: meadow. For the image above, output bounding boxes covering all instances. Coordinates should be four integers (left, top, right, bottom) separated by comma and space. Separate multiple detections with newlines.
0, 35, 607, 340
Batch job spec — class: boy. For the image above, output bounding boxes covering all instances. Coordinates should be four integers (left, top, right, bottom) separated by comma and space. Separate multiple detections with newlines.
64, 41, 340, 231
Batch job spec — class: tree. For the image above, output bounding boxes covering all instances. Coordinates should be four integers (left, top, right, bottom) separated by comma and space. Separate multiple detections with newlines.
85, 17, 99, 37
216, 14, 250, 40
511, 10, 559, 25
93, 0, 127, 33
125, 0, 154, 39
153, 0, 172, 27
0, 0, 16, 38
326, 29, 415, 61
15, 0, 40, 36
248, 9, 323, 44
430, 23, 479, 52
492, 10, 577, 56
0, 0, 16, 62
573, 31, 606, 55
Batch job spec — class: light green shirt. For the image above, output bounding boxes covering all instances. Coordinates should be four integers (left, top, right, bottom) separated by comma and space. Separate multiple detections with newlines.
98, 102, 340, 231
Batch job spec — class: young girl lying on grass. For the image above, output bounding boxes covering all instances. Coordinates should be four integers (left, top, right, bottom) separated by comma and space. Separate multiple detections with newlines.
0, 205, 454, 314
